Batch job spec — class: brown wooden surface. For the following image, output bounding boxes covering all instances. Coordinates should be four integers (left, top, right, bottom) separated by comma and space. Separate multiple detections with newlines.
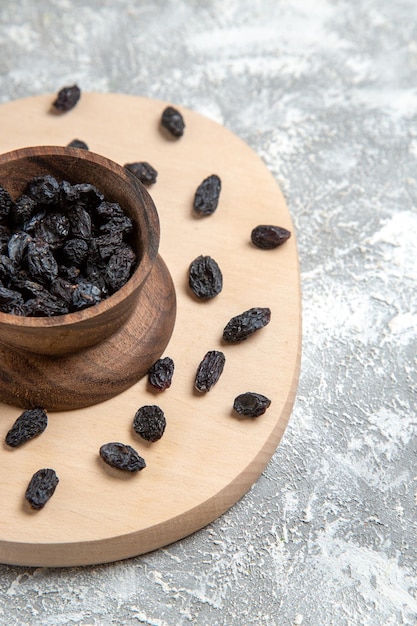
0, 93, 301, 567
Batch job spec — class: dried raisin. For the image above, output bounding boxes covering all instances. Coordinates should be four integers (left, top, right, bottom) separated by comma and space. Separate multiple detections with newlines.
53, 84, 81, 112
161, 106, 185, 137
193, 175, 221, 216
67, 139, 89, 150
125, 162, 158, 185
148, 357, 174, 391
189, 255, 223, 299
251, 225, 291, 249
99, 442, 146, 472
133, 405, 166, 442
195, 351, 225, 392
0, 177, 137, 316
223, 307, 271, 342
25, 468, 59, 510
233, 392, 271, 417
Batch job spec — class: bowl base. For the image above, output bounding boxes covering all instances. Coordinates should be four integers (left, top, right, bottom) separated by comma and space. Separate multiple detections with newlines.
0, 255, 176, 411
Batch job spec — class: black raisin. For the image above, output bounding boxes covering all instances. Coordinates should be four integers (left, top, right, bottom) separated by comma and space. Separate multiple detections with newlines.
0, 184, 14, 220
99, 442, 146, 472
251, 225, 291, 249
25, 175, 61, 205
193, 175, 221, 216
223, 307, 271, 342
161, 106, 185, 137
125, 162, 158, 185
233, 392, 271, 417
133, 405, 166, 442
195, 350, 225, 392
189, 255, 223, 299
5, 407, 48, 447
105, 245, 136, 292
34, 212, 70, 249
148, 357, 175, 391
53, 84, 81, 112
0, 286, 25, 314
0, 224, 11, 254
67, 205, 92, 240
60, 238, 89, 266
25, 468, 59, 510
67, 139, 89, 150
26, 239, 59, 285
8, 231, 31, 264
71, 282, 102, 311
12, 195, 38, 227
24, 293, 69, 317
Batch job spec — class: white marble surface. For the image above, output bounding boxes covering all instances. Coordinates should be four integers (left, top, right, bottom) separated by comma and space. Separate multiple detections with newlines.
0, 1, 416, 624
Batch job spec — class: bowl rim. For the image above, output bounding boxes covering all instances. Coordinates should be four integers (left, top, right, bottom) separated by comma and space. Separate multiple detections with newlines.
0, 145, 160, 329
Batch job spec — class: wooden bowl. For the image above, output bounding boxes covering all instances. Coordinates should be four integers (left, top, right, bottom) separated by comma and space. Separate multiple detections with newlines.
0, 146, 162, 356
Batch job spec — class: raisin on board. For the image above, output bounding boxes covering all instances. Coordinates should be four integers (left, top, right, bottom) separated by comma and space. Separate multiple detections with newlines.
161, 106, 185, 137
193, 175, 221, 216
133, 405, 166, 442
251, 225, 291, 249
124, 162, 158, 185
189, 255, 223, 299
223, 307, 271, 343
25, 468, 59, 510
195, 350, 226, 392
67, 139, 89, 150
148, 357, 174, 391
52, 84, 81, 112
99, 442, 146, 472
233, 392, 271, 417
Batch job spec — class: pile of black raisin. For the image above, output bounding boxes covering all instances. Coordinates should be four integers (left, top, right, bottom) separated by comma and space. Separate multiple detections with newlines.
0, 175, 137, 317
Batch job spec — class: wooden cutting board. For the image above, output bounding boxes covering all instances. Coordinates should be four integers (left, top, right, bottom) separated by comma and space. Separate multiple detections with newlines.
0, 93, 301, 567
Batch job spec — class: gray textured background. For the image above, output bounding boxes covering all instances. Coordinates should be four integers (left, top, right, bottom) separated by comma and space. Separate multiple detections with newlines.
1, 1, 416, 624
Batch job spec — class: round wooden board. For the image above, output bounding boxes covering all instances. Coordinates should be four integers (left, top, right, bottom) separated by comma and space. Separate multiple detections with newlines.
0, 93, 301, 567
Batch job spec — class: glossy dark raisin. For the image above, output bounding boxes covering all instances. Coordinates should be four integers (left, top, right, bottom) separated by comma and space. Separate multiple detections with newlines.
25, 468, 59, 510
193, 175, 221, 216
233, 392, 271, 417
34, 212, 70, 249
67, 139, 89, 150
26, 239, 59, 285
71, 282, 102, 311
50, 276, 75, 305
8, 231, 31, 264
133, 405, 166, 442
5, 407, 48, 447
195, 350, 225, 392
251, 225, 291, 249
161, 106, 185, 137
189, 255, 223, 299
0, 286, 25, 314
0, 254, 17, 282
0, 184, 14, 220
12, 195, 38, 226
0, 225, 11, 254
53, 84, 81, 112
68, 205, 92, 240
148, 357, 175, 391
24, 293, 69, 317
99, 442, 146, 472
60, 238, 89, 266
125, 162, 158, 185
223, 307, 271, 343
105, 245, 136, 292
25, 175, 61, 205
